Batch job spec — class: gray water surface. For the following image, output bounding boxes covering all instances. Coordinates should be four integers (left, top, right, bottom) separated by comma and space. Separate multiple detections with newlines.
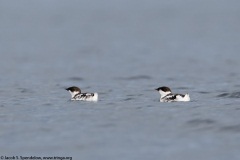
1, 0, 240, 160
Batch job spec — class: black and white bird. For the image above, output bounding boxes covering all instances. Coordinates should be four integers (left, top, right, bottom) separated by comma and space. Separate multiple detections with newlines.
155, 86, 190, 102
66, 86, 98, 101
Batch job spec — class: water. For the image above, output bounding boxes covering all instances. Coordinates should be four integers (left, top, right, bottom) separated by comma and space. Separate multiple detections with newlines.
1, 0, 240, 159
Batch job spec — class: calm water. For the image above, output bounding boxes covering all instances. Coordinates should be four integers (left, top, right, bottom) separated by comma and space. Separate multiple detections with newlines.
1, 0, 240, 159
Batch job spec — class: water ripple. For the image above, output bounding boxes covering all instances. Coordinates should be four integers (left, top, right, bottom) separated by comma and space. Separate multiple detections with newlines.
217, 92, 240, 98
123, 97, 135, 101
219, 124, 240, 133
186, 119, 216, 126
68, 77, 84, 81
117, 75, 152, 81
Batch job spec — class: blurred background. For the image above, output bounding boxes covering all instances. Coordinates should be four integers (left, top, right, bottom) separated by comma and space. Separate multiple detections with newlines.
1, 0, 240, 84
0, 0, 240, 159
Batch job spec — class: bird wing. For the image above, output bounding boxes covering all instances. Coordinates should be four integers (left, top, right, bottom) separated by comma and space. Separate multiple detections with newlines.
162, 94, 177, 102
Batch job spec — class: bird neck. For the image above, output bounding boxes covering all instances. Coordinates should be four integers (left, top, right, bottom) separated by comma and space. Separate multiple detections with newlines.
69, 91, 80, 98
160, 91, 171, 98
